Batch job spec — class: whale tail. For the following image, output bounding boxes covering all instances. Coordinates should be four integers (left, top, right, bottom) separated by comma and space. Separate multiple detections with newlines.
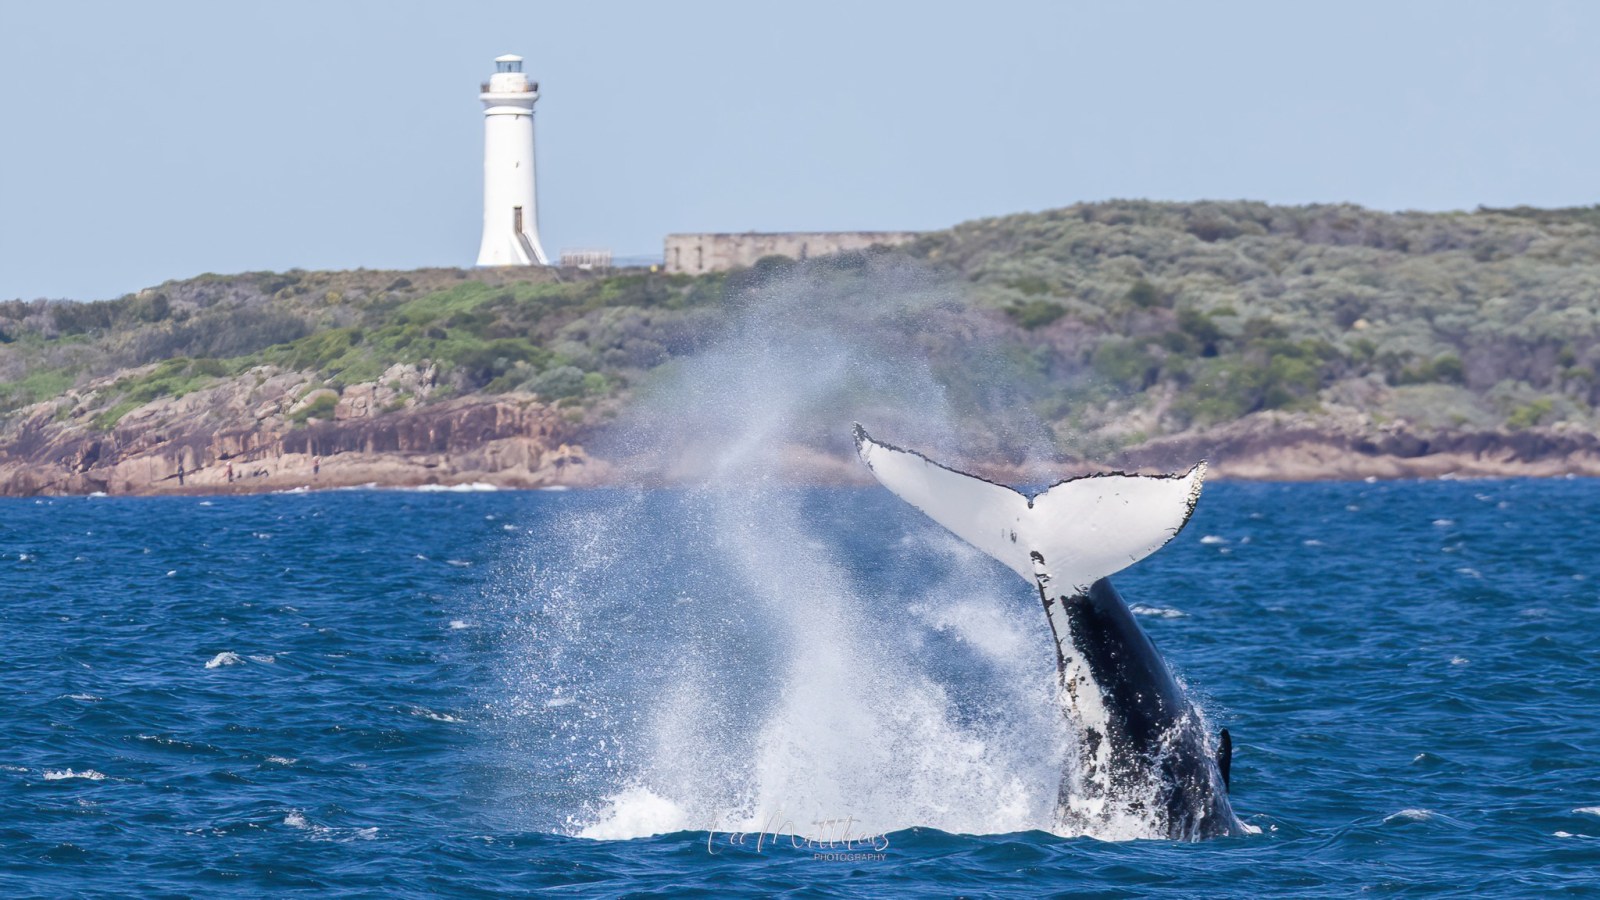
853, 425, 1205, 594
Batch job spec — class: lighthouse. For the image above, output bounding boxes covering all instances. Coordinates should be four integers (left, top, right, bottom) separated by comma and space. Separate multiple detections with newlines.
476, 54, 549, 266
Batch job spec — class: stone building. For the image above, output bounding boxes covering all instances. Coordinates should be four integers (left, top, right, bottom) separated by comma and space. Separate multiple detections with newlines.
662, 232, 920, 274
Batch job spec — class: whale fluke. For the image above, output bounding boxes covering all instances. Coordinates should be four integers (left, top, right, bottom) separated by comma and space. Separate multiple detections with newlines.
852, 424, 1205, 595
854, 424, 1245, 839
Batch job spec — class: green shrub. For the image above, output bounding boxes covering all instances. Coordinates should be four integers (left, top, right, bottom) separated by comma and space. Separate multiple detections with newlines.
1008, 299, 1067, 330
1507, 398, 1553, 429
290, 392, 339, 424
1092, 340, 1159, 391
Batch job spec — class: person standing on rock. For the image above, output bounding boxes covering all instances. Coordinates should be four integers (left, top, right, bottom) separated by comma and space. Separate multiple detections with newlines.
226, 462, 234, 484
313, 456, 320, 479
177, 462, 185, 486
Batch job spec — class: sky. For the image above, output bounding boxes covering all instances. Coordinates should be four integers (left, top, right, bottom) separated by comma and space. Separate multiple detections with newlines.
3, 0, 1600, 300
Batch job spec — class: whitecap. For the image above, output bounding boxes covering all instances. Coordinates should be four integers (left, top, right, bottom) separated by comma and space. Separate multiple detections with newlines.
248, 654, 276, 664
1199, 535, 1227, 545
445, 559, 472, 568
1450, 657, 1469, 666
1303, 539, 1324, 547
87, 491, 108, 498
409, 707, 463, 723
502, 524, 519, 532
1, 764, 29, 773
449, 620, 472, 630
205, 651, 244, 669
579, 785, 690, 839
44, 769, 106, 781
166, 570, 177, 577
413, 482, 498, 493
545, 697, 573, 708
265, 756, 297, 766
1130, 605, 1186, 619
1383, 808, 1434, 823
1432, 519, 1455, 527
64, 693, 101, 702
199, 500, 213, 507
1455, 568, 1482, 579
1574, 807, 1600, 817
284, 810, 311, 829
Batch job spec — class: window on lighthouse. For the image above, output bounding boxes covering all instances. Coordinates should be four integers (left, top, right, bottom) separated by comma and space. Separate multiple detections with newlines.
496, 59, 522, 73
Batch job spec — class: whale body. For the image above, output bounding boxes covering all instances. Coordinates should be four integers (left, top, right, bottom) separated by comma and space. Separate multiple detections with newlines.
853, 425, 1245, 840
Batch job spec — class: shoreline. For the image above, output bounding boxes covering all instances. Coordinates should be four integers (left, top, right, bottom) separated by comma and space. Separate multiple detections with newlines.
6, 447, 1600, 499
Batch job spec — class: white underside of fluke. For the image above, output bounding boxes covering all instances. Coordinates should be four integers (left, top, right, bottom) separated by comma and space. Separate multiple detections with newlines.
852, 426, 1205, 595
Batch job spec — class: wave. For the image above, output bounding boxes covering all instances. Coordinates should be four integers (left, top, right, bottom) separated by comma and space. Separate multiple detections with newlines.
205, 651, 244, 669
1130, 605, 1187, 619
43, 768, 106, 781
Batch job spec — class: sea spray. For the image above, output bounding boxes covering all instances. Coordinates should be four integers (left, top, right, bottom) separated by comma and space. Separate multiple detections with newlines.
490, 257, 1115, 838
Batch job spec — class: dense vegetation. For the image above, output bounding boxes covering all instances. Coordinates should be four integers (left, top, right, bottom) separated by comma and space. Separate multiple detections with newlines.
4, 200, 1599, 453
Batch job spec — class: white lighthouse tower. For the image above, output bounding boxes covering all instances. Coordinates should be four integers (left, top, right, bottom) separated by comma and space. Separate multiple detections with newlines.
476, 54, 549, 266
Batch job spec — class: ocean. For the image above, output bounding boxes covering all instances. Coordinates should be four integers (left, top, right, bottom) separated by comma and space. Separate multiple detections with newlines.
3, 480, 1599, 897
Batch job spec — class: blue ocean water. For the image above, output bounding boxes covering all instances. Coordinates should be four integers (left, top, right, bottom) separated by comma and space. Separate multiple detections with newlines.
3, 480, 1599, 897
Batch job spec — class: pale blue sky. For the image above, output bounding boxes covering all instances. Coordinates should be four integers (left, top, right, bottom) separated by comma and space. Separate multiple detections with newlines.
3, 0, 1599, 300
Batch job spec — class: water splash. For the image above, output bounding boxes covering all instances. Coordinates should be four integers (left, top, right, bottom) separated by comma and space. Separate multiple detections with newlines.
489, 258, 1188, 840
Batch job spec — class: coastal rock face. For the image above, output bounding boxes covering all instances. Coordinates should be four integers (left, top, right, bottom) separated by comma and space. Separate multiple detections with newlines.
1114, 410, 1600, 480
0, 365, 603, 496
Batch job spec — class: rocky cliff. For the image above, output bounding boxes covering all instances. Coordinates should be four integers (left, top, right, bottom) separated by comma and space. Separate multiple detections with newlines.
0, 362, 606, 495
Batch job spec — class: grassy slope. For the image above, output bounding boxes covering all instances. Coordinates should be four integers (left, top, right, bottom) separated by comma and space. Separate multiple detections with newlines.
3, 200, 1599, 457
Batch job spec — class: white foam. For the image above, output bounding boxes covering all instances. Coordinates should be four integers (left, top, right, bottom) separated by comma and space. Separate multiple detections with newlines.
413, 482, 498, 493
205, 651, 244, 669
1450, 657, 1469, 666
64, 693, 101, 702
1199, 535, 1227, 545
1384, 808, 1435, 823
1303, 539, 1324, 547
449, 620, 472, 630
410, 707, 463, 724
88, 491, 108, 498
1575, 806, 1600, 817
1432, 519, 1455, 527
248, 654, 276, 664
446, 559, 472, 568
1130, 605, 1187, 619
265, 756, 297, 766
44, 768, 106, 781
579, 786, 691, 839
283, 809, 380, 842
